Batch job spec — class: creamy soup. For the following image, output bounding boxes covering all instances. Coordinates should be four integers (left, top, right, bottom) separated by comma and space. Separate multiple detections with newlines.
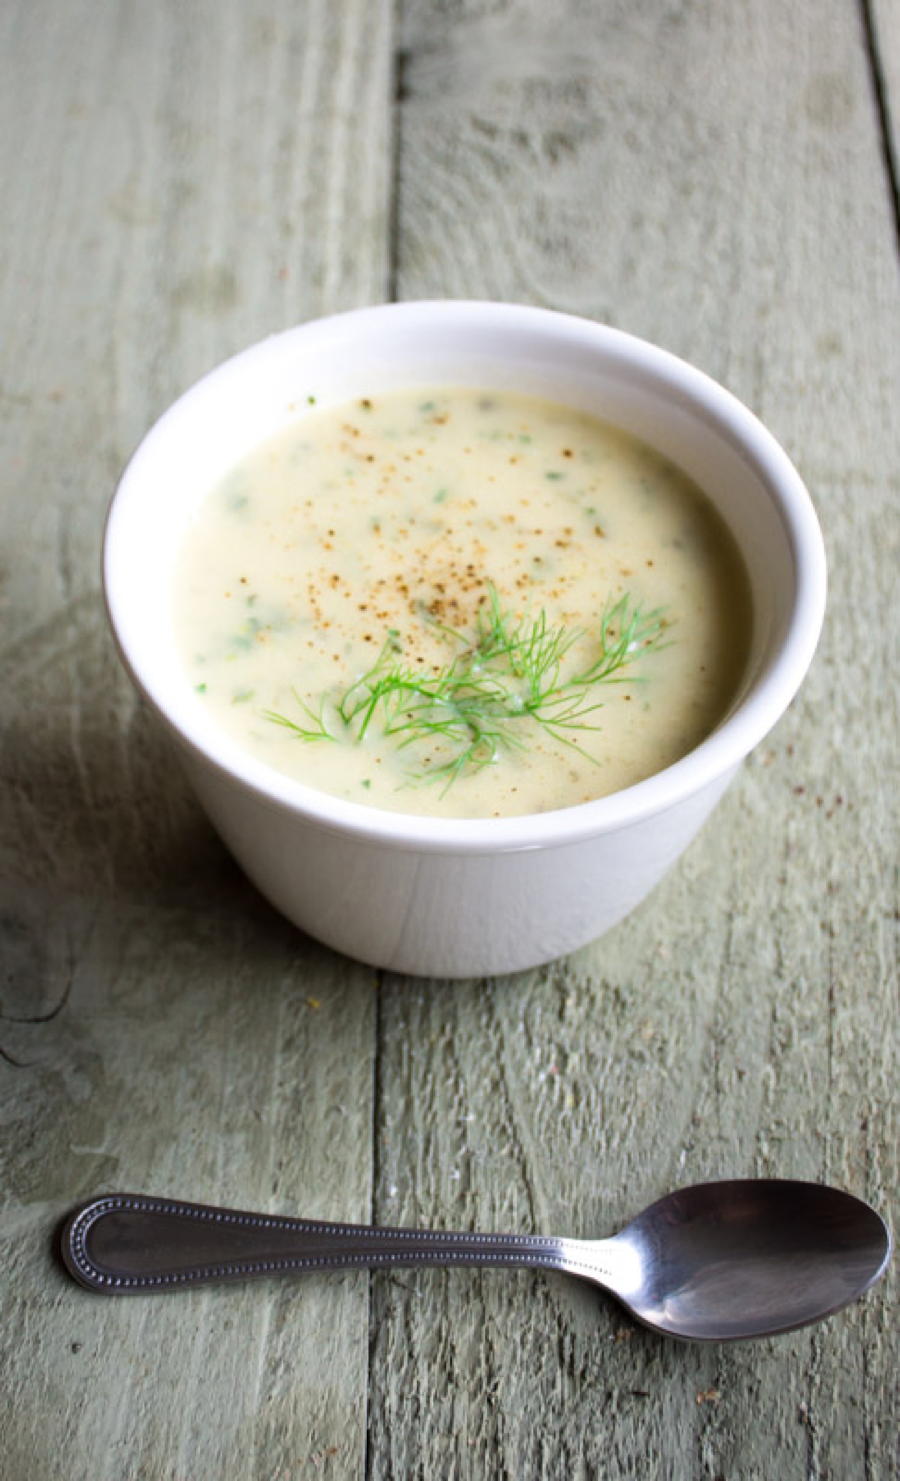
174, 388, 751, 818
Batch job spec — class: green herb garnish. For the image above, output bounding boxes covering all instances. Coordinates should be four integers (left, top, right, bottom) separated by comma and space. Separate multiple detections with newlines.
265, 586, 668, 791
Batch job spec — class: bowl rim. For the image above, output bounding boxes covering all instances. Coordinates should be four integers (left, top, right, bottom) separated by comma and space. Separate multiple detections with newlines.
104, 300, 826, 853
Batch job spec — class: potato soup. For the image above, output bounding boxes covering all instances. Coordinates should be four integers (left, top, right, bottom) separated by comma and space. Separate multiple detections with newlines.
174, 388, 751, 817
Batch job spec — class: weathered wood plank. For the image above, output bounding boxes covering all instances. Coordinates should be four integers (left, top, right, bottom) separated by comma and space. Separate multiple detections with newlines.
370, 2, 899, 1476
0, 1, 391, 1477
2, 0, 897, 1476
870, 0, 900, 203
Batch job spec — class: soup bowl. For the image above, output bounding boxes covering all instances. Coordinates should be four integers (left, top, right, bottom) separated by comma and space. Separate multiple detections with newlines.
104, 302, 825, 977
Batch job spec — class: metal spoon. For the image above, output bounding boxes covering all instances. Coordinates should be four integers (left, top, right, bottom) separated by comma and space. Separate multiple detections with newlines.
60, 1180, 891, 1341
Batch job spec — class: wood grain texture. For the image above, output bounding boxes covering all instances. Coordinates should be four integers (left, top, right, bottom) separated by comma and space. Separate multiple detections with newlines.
870, 0, 900, 203
370, 1, 899, 1476
0, 0, 391, 1476
1, 1, 897, 1479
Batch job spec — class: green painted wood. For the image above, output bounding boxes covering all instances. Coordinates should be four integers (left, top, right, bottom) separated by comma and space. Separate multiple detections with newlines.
0, 0, 391, 1476
369, 2, 899, 1477
1, 1, 897, 1479
871, 0, 900, 190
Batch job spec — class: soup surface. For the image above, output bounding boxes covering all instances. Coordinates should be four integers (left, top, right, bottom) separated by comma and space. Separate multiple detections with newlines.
175, 388, 751, 817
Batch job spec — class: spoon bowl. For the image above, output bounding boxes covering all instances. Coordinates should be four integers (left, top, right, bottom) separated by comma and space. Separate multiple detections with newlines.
60, 1179, 891, 1342
595, 1179, 892, 1340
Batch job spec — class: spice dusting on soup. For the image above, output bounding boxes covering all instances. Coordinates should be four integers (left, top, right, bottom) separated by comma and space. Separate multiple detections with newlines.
175, 388, 751, 818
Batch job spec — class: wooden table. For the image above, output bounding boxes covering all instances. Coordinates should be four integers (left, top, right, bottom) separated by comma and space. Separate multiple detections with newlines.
2, 3, 897, 1476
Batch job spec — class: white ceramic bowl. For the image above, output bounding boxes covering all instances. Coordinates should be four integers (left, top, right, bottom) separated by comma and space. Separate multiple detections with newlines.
104, 302, 825, 977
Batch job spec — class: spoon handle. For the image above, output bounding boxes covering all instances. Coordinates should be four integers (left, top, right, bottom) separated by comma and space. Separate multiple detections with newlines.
61, 1193, 569, 1293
